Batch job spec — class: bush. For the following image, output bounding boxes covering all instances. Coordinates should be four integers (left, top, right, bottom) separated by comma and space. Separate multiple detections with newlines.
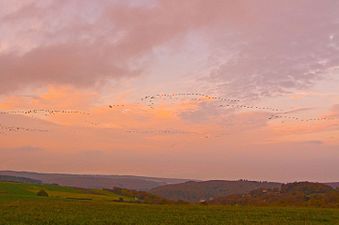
37, 189, 49, 197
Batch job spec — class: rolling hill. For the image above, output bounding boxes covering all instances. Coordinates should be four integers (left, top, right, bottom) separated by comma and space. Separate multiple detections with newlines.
0, 175, 41, 184
0, 180, 171, 204
1, 178, 339, 225
327, 182, 339, 189
0, 171, 191, 191
150, 180, 282, 202
0, 181, 130, 202
208, 182, 339, 208
1, 181, 339, 225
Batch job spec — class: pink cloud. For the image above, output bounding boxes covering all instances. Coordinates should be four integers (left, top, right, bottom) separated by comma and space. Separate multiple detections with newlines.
2, 0, 337, 97
0, 0, 223, 94
203, 0, 339, 98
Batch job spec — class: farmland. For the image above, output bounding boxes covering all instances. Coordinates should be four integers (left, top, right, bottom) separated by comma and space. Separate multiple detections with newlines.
1, 182, 339, 225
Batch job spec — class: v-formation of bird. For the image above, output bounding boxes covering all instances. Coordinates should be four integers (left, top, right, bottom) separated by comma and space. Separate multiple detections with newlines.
0, 92, 337, 135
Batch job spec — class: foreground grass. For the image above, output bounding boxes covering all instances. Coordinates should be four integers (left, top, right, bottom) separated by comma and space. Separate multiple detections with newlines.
1, 182, 339, 225
0, 199, 339, 225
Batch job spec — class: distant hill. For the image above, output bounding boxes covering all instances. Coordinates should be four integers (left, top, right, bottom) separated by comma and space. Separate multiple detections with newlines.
327, 183, 339, 189
104, 187, 172, 204
208, 182, 339, 208
150, 180, 282, 202
0, 175, 41, 184
281, 182, 333, 194
0, 171, 192, 191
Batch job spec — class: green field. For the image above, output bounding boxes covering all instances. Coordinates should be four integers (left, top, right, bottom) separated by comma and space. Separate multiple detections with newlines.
0, 181, 131, 202
1, 182, 339, 225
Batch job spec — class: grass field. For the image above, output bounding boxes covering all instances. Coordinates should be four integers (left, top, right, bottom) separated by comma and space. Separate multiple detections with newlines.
0, 181, 131, 202
1, 182, 339, 225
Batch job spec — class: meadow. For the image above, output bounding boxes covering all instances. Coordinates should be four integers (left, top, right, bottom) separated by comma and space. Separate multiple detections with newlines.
1, 182, 339, 225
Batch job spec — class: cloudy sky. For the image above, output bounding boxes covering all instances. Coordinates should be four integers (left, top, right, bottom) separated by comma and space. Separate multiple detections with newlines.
1, 0, 339, 182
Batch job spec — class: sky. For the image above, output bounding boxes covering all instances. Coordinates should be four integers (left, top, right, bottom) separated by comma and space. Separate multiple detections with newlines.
0, 0, 339, 182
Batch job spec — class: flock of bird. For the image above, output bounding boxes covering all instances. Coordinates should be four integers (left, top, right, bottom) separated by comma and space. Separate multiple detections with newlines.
0, 92, 338, 136
140, 92, 285, 112
267, 114, 337, 122
0, 123, 48, 134
140, 92, 240, 109
218, 104, 337, 122
141, 93, 240, 102
109, 105, 125, 108
125, 129, 194, 135
218, 104, 282, 112
0, 109, 90, 116
0, 108, 91, 135
138, 92, 338, 123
